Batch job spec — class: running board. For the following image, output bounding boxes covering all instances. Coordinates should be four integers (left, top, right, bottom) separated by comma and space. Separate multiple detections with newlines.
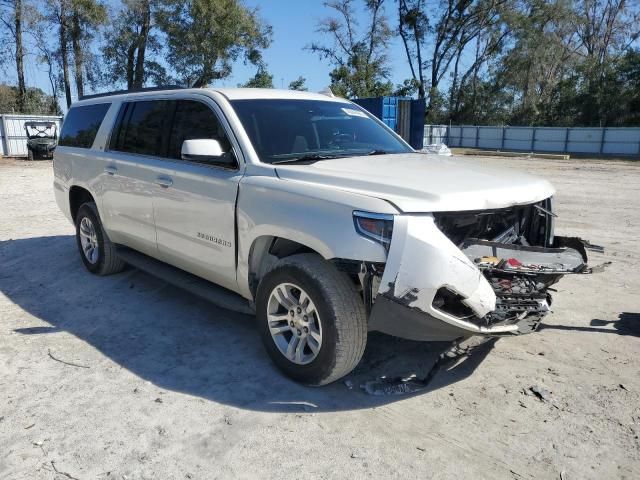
116, 247, 254, 315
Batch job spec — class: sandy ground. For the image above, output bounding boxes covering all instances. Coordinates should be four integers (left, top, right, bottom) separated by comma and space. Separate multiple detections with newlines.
1, 156, 639, 480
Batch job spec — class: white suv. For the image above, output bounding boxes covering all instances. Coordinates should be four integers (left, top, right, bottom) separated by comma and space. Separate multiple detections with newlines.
54, 87, 599, 385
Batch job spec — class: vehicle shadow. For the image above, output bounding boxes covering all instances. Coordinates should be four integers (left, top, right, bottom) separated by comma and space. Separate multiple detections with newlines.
539, 312, 640, 337
1, 235, 495, 412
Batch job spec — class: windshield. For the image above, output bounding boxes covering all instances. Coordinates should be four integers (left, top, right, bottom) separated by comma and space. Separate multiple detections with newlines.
230, 99, 412, 164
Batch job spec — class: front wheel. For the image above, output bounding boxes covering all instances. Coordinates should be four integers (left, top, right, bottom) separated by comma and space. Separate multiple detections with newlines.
256, 254, 367, 385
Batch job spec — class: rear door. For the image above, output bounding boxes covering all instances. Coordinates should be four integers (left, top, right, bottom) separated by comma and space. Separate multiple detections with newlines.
100, 99, 173, 257
152, 97, 243, 292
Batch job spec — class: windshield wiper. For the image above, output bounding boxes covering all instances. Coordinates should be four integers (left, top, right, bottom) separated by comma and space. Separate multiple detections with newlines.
366, 149, 389, 155
272, 154, 341, 165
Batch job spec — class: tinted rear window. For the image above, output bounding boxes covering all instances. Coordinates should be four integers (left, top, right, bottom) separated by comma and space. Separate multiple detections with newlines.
112, 100, 168, 156
59, 103, 111, 148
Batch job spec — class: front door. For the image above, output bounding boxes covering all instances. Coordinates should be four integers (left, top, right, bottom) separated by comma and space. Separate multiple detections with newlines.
152, 98, 242, 292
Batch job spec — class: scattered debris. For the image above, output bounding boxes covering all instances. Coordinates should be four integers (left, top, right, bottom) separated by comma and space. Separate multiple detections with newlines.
361, 337, 494, 396
33, 440, 46, 455
416, 446, 426, 452
619, 384, 628, 391
529, 385, 552, 403
362, 378, 425, 396
50, 460, 80, 480
423, 143, 452, 156
154, 398, 163, 404
344, 379, 354, 389
24, 423, 35, 429
47, 349, 90, 369
223, 416, 232, 426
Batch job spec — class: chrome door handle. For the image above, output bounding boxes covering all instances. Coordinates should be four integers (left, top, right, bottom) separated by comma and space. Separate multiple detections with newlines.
104, 166, 117, 175
155, 176, 173, 188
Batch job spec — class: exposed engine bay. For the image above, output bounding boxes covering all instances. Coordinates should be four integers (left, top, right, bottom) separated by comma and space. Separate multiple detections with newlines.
433, 199, 606, 333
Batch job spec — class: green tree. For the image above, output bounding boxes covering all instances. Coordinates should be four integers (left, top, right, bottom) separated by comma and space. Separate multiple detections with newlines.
0, 84, 60, 114
28, 7, 63, 113
393, 78, 419, 97
288, 76, 307, 91
41, 0, 71, 108
0, 0, 27, 112
398, 0, 508, 118
239, 65, 273, 88
309, 0, 393, 98
572, 0, 640, 126
39, 0, 104, 107
157, 0, 272, 87
102, 0, 168, 89
68, 0, 107, 97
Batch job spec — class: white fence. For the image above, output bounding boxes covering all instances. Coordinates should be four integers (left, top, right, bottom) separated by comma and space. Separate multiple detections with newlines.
0, 114, 63, 157
424, 124, 640, 156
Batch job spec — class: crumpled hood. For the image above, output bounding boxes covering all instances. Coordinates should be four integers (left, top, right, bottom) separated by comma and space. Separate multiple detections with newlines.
275, 152, 555, 212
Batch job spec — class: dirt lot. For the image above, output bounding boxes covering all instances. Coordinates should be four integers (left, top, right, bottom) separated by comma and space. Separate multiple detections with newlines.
1, 156, 639, 479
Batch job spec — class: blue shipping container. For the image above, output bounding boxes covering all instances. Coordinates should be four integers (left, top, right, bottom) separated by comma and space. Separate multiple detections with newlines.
353, 96, 425, 150
353, 96, 399, 131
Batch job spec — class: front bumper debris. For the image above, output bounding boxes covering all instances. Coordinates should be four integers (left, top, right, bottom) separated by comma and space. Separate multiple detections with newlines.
368, 214, 607, 341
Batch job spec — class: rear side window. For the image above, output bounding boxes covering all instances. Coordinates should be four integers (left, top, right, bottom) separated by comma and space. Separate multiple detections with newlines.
59, 103, 110, 148
167, 100, 233, 164
110, 100, 168, 156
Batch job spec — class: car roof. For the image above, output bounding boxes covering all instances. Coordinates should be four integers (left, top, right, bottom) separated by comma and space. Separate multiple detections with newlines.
213, 88, 346, 102
72, 87, 350, 107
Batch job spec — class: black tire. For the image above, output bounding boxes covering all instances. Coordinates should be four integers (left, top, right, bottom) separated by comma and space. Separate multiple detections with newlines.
256, 253, 367, 385
75, 202, 126, 275
27, 149, 34, 161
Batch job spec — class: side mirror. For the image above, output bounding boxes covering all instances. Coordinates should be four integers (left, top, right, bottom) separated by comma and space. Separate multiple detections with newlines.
181, 138, 225, 162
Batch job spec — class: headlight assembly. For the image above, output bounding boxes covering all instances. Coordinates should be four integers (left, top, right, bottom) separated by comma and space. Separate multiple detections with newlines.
353, 211, 394, 250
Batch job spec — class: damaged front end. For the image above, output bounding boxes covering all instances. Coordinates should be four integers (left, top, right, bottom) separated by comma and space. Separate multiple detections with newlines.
367, 199, 607, 341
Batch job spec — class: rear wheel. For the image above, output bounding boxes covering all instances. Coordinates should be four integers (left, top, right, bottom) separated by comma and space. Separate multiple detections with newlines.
75, 202, 125, 275
27, 149, 34, 161
256, 254, 367, 385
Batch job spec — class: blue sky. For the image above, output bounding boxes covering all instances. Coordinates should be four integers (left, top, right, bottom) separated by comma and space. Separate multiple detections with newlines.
12, 0, 416, 103
225, 0, 414, 91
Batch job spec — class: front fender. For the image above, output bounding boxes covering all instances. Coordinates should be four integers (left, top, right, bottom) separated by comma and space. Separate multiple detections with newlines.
235, 173, 398, 298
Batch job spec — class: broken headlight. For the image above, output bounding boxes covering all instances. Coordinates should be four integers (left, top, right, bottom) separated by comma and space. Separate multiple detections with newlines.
353, 211, 394, 251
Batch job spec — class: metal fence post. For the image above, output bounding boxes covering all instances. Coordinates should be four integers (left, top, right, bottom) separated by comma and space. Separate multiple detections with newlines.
475, 126, 480, 148
501, 126, 505, 150
600, 128, 606, 154
531, 127, 536, 152
564, 127, 569, 153
0, 115, 7, 157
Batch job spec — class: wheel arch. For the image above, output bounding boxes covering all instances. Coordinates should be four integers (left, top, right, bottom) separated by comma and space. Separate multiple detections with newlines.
246, 235, 326, 298
69, 185, 96, 222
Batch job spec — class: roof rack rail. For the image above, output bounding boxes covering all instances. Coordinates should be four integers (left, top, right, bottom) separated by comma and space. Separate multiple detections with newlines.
79, 85, 185, 101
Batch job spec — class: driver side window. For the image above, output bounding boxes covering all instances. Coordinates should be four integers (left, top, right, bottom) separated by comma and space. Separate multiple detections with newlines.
168, 100, 236, 168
